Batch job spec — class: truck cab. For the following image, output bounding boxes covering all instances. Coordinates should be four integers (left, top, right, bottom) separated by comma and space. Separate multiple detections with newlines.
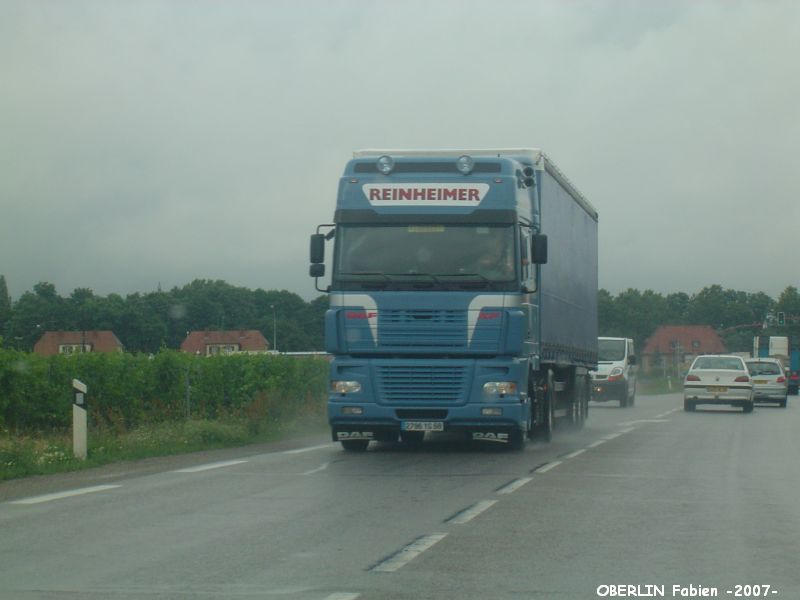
591, 337, 637, 408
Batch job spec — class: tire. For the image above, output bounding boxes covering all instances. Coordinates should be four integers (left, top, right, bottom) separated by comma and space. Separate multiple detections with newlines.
684, 399, 695, 412
779, 396, 787, 408
537, 370, 555, 442
743, 402, 754, 414
629, 383, 636, 407
619, 383, 629, 408
341, 439, 369, 452
508, 427, 526, 451
400, 430, 425, 444
568, 375, 587, 430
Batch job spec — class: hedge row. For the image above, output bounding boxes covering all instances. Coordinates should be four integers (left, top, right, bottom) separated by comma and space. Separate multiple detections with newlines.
0, 350, 329, 432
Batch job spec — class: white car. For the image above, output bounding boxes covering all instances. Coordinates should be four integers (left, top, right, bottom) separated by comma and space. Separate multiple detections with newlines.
683, 355, 754, 413
745, 357, 788, 408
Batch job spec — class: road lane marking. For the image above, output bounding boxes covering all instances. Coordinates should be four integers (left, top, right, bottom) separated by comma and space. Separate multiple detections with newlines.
371, 533, 448, 572
447, 499, 498, 524
602, 432, 622, 440
587, 439, 607, 448
173, 459, 248, 473
563, 449, 586, 459
9, 484, 121, 505
534, 460, 562, 473
619, 419, 670, 426
302, 462, 330, 476
619, 427, 635, 433
281, 444, 336, 455
496, 477, 533, 495
324, 594, 361, 600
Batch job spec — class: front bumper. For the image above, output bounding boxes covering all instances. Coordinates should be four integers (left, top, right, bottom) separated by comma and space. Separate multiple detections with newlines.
591, 378, 626, 401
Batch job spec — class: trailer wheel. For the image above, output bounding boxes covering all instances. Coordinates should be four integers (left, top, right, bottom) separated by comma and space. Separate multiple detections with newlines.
537, 370, 555, 442
341, 440, 369, 452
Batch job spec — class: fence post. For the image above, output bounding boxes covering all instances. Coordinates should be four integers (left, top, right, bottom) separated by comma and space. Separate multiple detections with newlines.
72, 379, 88, 460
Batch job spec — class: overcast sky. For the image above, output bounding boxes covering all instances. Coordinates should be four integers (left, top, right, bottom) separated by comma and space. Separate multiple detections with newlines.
1, 0, 798, 302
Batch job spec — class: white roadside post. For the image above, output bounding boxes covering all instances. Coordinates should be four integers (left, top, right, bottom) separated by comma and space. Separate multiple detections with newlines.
72, 379, 88, 460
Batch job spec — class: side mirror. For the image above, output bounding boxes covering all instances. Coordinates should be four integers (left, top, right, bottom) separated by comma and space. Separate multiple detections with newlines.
628, 355, 637, 366
309, 263, 325, 277
310, 233, 325, 264
531, 234, 548, 265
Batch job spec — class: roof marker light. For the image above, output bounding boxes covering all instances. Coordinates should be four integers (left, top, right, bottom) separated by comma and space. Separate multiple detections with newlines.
456, 155, 475, 175
376, 155, 394, 175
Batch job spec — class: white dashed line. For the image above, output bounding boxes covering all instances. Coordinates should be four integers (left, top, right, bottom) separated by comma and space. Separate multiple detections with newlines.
281, 444, 336, 455
9, 484, 122, 505
302, 462, 330, 476
563, 449, 587, 459
602, 432, 622, 440
619, 427, 635, 433
534, 460, 563, 473
496, 477, 533, 495
447, 499, 498, 524
587, 439, 607, 448
173, 459, 248, 473
324, 594, 361, 600
371, 533, 448, 572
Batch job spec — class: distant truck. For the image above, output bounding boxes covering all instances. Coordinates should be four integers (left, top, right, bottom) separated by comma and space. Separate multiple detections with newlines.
591, 337, 637, 407
753, 336, 799, 395
309, 148, 598, 451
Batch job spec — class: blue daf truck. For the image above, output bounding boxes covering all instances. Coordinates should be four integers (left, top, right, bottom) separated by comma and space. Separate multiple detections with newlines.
309, 149, 598, 451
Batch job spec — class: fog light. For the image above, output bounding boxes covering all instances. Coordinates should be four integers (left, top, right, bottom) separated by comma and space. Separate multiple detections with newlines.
481, 407, 503, 416
332, 380, 362, 394
483, 382, 517, 395
342, 406, 363, 415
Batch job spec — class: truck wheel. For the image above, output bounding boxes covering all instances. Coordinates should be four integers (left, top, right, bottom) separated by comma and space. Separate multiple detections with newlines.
568, 375, 586, 430
508, 428, 526, 451
400, 431, 425, 444
341, 440, 369, 452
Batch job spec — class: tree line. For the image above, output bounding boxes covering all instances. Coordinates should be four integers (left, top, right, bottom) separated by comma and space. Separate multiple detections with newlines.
0, 277, 326, 353
1, 275, 799, 355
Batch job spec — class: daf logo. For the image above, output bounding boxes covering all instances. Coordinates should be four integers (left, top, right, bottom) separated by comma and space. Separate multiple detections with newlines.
472, 432, 510, 443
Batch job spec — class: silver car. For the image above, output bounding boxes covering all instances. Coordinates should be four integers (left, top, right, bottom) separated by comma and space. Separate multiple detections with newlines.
683, 355, 754, 413
746, 358, 788, 408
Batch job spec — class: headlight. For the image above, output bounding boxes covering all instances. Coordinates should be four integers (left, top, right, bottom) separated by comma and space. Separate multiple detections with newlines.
607, 367, 624, 381
483, 382, 517, 395
332, 380, 362, 394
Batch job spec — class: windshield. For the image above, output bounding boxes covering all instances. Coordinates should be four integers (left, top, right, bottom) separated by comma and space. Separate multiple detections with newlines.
333, 224, 517, 290
597, 339, 626, 362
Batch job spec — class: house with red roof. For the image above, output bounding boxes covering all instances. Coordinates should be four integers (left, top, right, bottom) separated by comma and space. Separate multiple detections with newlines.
180, 330, 270, 356
33, 331, 124, 356
642, 325, 727, 374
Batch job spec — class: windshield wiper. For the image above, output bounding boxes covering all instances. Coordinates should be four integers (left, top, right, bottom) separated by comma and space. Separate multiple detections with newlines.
338, 271, 392, 282
433, 273, 491, 288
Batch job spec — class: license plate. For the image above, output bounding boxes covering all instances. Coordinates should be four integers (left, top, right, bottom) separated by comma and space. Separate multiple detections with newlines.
402, 421, 444, 432
753, 380, 767, 384
707, 386, 728, 393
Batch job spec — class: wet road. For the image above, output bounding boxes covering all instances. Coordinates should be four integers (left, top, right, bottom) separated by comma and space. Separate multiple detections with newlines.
2, 393, 799, 599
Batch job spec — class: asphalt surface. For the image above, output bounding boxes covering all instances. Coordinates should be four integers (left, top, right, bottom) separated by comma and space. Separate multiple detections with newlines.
2, 393, 799, 599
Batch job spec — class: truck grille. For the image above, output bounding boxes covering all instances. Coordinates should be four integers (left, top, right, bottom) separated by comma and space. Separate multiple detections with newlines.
379, 309, 467, 348
376, 364, 468, 404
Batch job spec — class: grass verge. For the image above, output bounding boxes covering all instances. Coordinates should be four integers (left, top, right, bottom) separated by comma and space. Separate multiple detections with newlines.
1, 408, 328, 482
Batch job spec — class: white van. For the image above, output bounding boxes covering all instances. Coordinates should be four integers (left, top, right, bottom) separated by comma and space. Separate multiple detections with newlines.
591, 337, 637, 408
